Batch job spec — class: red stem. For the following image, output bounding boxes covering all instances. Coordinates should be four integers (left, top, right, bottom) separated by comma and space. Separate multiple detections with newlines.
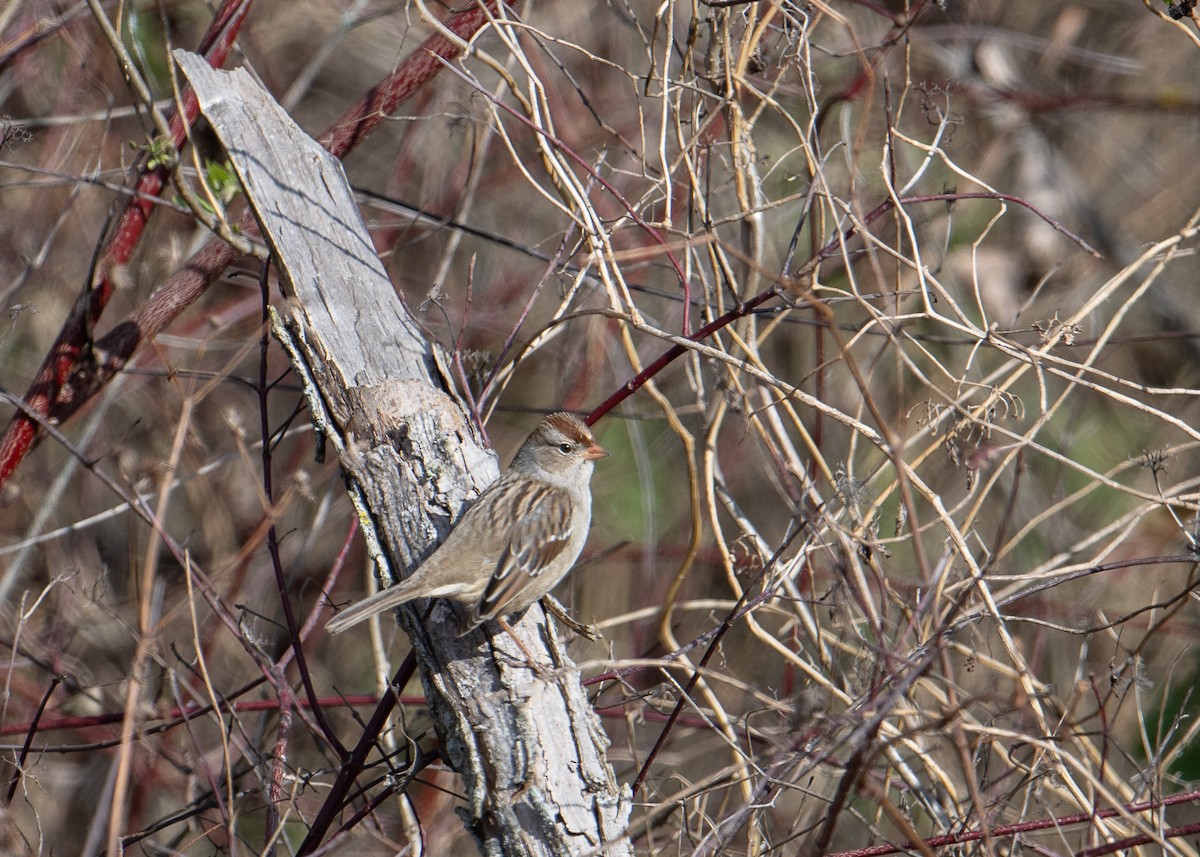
0, 0, 505, 487
0, 0, 253, 485
826, 791, 1200, 857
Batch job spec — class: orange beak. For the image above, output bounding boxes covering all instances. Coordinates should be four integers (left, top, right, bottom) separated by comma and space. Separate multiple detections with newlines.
583, 442, 610, 461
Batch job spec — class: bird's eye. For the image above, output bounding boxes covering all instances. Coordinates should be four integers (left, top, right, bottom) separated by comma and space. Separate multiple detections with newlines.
557, 442, 572, 454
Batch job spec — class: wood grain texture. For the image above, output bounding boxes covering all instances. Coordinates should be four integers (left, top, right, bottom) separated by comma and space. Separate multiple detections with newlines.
175, 49, 632, 857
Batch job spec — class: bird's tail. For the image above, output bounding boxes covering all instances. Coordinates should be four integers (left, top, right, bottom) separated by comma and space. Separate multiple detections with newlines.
325, 579, 422, 634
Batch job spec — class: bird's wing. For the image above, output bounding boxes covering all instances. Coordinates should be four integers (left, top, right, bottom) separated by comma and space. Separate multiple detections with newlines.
472, 479, 574, 624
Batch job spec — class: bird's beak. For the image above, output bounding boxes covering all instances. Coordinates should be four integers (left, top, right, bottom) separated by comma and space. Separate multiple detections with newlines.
583, 442, 610, 461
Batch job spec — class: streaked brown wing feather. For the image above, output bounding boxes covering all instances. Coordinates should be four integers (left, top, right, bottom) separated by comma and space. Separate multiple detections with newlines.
473, 480, 573, 623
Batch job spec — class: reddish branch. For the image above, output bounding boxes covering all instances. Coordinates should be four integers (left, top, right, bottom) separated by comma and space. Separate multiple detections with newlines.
0, 0, 505, 487
297, 653, 418, 856
825, 791, 1200, 857
0, 693, 390, 739
0, 0, 253, 485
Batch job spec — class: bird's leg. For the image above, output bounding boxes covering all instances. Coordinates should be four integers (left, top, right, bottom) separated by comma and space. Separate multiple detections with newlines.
497, 617, 552, 676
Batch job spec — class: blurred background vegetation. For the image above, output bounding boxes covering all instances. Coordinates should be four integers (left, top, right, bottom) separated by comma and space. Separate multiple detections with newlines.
2, 0, 1200, 854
